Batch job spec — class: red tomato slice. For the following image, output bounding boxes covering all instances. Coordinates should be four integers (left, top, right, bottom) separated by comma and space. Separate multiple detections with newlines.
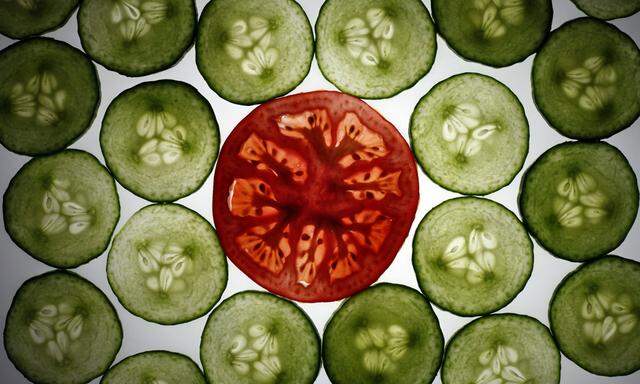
213, 91, 419, 302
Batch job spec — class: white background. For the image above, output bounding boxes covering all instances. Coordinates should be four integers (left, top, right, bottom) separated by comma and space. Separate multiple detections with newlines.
1, 1, 639, 383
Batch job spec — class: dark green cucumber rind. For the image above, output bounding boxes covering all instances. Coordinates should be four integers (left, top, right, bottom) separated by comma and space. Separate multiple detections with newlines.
532, 18, 640, 140
441, 314, 561, 384
77, 0, 196, 77
518, 141, 639, 262
571, 0, 640, 20
100, 80, 219, 202
3, 150, 120, 269
4, 270, 123, 384
0, 38, 100, 156
101, 350, 206, 384
410, 73, 530, 195
412, 197, 534, 316
549, 256, 640, 376
432, 0, 552, 67
200, 290, 321, 384
323, 283, 444, 384
196, 0, 314, 105
107, 203, 228, 325
0, 0, 78, 39
315, 0, 436, 99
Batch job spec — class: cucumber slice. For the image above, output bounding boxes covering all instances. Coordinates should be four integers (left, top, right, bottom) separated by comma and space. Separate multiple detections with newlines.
102, 350, 206, 384
549, 256, 640, 376
532, 18, 640, 139
571, 0, 640, 20
413, 197, 533, 316
100, 80, 219, 202
3, 150, 120, 268
78, 0, 196, 76
442, 314, 560, 384
323, 283, 444, 384
200, 291, 320, 384
4, 270, 122, 384
410, 73, 529, 195
519, 142, 638, 262
0, 38, 99, 156
107, 203, 227, 325
0, 0, 78, 39
432, 0, 552, 67
316, 0, 436, 99
196, 0, 313, 105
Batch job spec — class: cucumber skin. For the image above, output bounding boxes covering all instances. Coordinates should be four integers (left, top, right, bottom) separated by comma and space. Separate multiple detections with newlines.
0, 0, 79, 39
100, 350, 206, 384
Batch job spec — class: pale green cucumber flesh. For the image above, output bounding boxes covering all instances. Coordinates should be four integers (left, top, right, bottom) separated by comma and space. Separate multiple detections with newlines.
571, 0, 640, 20
4, 271, 122, 384
410, 73, 529, 195
200, 291, 320, 384
519, 142, 638, 262
107, 203, 227, 325
0, 0, 78, 39
413, 197, 533, 316
100, 80, 219, 202
3, 150, 120, 268
0, 38, 99, 156
101, 350, 206, 384
323, 283, 444, 384
316, 0, 436, 99
549, 256, 640, 376
532, 18, 640, 139
442, 314, 560, 384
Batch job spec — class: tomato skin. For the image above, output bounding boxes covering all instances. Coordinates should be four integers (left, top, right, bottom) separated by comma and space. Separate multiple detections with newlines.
213, 91, 419, 302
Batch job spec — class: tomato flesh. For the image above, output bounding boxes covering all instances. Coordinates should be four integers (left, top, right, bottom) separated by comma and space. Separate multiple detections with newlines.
213, 91, 419, 302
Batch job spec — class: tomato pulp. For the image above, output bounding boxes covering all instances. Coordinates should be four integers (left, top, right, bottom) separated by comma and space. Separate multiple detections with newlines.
213, 91, 419, 302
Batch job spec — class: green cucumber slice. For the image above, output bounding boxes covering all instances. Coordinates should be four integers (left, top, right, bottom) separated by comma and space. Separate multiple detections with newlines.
3, 150, 120, 268
196, 0, 313, 105
442, 314, 560, 384
549, 256, 640, 376
101, 350, 206, 384
316, 0, 436, 99
413, 197, 533, 316
323, 283, 443, 384
571, 0, 640, 20
432, 0, 552, 67
200, 291, 320, 384
107, 203, 227, 325
0, 0, 78, 39
519, 141, 638, 262
78, 0, 196, 76
410, 73, 529, 195
4, 270, 122, 384
100, 80, 219, 202
0, 38, 99, 156
532, 18, 640, 139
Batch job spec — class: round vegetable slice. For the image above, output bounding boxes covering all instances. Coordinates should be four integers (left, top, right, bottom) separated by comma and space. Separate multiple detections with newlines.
101, 80, 219, 202
200, 291, 320, 384
212, 91, 419, 302
107, 203, 227, 325
549, 256, 640, 376
196, 0, 313, 105
3, 150, 120, 268
410, 73, 529, 195
432, 0, 552, 67
323, 283, 444, 384
4, 270, 122, 384
0, 0, 78, 39
571, 0, 640, 20
413, 197, 533, 316
532, 18, 640, 139
519, 141, 638, 262
316, 0, 436, 99
0, 38, 99, 156
442, 314, 560, 384
78, 0, 196, 76
102, 350, 206, 384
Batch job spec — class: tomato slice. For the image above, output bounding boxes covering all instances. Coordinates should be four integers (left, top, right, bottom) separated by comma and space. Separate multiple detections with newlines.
213, 91, 419, 302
